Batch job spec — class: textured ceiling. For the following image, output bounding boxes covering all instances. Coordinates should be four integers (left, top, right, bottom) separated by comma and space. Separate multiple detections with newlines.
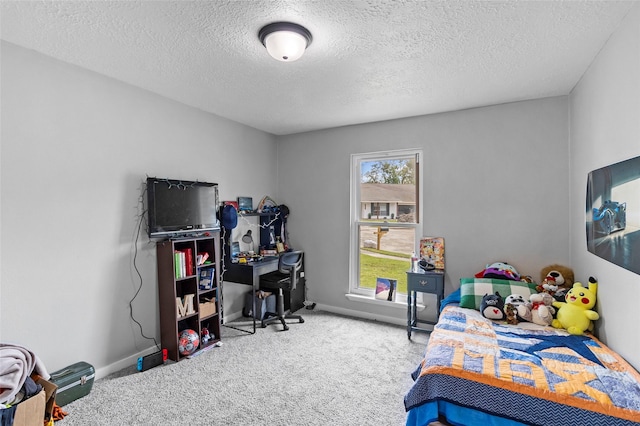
1, 1, 636, 135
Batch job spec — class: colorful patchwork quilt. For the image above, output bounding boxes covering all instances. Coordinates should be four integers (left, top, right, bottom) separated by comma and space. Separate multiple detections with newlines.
405, 305, 640, 426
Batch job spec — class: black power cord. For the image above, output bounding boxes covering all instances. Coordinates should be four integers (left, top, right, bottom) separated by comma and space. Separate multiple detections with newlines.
129, 186, 160, 351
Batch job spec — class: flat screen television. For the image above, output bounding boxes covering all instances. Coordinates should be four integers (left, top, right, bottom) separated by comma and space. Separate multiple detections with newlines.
147, 177, 220, 238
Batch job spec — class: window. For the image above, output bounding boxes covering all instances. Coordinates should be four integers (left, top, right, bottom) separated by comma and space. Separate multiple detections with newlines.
350, 149, 422, 297
370, 202, 389, 218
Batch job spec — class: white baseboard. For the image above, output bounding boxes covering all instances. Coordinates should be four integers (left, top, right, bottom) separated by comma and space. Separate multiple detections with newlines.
94, 346, 158, 380
313, 303, 408, 327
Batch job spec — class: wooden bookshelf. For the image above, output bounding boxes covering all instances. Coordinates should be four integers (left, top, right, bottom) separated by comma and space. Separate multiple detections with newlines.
156, 233, 221, 361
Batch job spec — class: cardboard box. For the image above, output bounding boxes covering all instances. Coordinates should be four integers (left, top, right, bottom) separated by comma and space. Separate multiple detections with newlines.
200, 301, 216, 317
13, 378, 57, 426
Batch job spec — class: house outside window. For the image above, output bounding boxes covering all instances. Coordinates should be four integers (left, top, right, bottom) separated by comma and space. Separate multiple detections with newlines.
350, 149, 422, 297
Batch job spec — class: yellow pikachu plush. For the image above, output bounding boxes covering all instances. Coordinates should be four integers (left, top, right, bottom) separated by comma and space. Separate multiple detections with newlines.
552, 277, 599, 335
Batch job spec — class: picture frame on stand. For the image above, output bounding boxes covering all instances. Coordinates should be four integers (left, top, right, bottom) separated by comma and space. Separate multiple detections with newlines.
375, 277, 397, 301
419, 237, 445, 270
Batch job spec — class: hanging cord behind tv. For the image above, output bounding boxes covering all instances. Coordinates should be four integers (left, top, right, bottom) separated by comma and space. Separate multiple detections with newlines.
130, 186, 160, 351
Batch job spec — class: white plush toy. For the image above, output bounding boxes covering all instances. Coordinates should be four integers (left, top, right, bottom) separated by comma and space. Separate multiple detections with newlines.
504, 294, 527, 308
517, 293, 556, 326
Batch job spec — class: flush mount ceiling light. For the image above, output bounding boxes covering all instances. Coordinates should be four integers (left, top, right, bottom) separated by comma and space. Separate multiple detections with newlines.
259, 22, 312, 62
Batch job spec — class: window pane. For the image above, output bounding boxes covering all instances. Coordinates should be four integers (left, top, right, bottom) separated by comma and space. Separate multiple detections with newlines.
360, 159, 416, 223
358, 225, 414, 294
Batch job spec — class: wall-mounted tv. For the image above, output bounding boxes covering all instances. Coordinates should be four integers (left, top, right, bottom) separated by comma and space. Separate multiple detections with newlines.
147, 177, 219, 239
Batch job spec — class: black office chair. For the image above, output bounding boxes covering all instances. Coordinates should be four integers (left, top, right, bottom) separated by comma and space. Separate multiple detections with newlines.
260, 251, 305, 331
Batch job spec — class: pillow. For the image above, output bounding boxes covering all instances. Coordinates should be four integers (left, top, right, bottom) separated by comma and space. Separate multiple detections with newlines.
459, 278, 538, 310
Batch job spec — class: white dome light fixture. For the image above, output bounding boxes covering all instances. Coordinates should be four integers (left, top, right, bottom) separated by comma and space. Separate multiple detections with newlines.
259, 22, 312, 62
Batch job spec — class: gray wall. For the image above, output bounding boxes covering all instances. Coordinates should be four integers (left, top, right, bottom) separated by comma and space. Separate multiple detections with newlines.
2, 2, 638, 378
277, 97, 570, 322
1, 42, 278, 377
569, 4, 640, 369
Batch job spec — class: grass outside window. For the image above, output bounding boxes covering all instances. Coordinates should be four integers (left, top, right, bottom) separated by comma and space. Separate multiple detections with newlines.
359, 251, 409, 294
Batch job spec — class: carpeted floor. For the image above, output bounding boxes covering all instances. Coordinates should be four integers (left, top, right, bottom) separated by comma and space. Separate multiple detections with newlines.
57, 309, 430, 425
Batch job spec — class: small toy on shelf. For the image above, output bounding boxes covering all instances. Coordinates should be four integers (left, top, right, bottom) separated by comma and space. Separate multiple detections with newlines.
552, 277, 599, 335
201, 327, 211, 345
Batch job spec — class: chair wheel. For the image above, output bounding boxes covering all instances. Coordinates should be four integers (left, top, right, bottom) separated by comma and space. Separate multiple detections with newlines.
299, 318, 305, 323
283, 325, 289, 331
261, 323, 267, 328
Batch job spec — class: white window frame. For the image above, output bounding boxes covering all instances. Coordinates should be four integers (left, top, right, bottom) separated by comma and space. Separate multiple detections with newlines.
349, 148, 423, 296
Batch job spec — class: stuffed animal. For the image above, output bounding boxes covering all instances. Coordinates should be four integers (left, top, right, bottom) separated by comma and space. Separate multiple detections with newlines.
478, 262, 520, 281
504, 303, 518, 325
538, 264, 574, 301
552, 277, 599, 335
480, 292, 505, 320
504, 293, 527, 307
505, 293, 528, 322
517, 293, 556, 326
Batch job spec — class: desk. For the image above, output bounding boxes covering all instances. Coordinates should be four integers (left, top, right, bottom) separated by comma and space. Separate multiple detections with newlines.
221, 210, 281, 334
406, 269, 445, 339
223, 257, 306, 333
223, 257, 279, 334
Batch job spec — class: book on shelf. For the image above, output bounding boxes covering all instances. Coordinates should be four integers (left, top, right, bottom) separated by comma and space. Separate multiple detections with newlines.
179, 251, 186, 278
173, 248, 199, 279
375, 277, 397, 302
174, 250, 188, 279
419, 237, 445, 270
199, 267, 215, 290
184, 248, 193, 276
174, 251, 182, 279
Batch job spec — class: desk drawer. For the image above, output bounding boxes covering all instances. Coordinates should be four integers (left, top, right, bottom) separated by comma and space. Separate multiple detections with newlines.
407, 273, 442, 293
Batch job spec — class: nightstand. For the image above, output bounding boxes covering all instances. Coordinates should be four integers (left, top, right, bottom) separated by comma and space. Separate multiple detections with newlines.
406, 269, 445, 339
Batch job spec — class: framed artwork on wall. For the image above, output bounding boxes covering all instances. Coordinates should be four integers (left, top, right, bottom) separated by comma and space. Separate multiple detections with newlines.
586, 155, 640, 275
237, 196, 253, 212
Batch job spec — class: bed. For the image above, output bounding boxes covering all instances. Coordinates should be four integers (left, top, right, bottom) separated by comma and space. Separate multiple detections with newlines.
404, 282, 640, 426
